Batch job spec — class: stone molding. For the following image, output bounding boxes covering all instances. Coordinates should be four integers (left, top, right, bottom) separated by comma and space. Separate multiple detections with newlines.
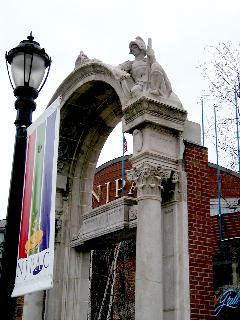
50, 63, 112, 102
130, 148, 179, 169
48, 62, 130, 109
69, 185, 188, 248
71, 197, 137, 247
122, 95, 187, 133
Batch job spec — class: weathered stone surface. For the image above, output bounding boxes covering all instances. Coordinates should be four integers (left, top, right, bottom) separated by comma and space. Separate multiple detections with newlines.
119, 36, 182, 106
22, 292, 44, 320
23, 39, 191, 320
123, 94, 190, 320
122, 95, 187, 133
71, 197, 137, 247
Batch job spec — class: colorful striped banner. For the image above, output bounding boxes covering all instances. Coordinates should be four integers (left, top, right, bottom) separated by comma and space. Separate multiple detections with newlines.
12, 97, 60, 297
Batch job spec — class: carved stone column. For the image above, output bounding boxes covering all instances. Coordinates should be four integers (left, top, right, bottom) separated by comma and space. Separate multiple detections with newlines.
128, 163, 164, 320
123, 95, 190, 320
22, 291, 45, 320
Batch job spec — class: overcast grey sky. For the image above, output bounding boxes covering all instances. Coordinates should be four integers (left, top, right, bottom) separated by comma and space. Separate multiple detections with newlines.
0, 0, 240, 218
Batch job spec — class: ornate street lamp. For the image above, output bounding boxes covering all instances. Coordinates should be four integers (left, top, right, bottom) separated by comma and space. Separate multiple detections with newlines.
0, 33, 51, 319
5, 32, 51, 126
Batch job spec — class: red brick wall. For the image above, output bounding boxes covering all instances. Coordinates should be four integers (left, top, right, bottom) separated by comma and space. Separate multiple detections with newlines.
209, 166, 240, 199
184, 142, 215, 320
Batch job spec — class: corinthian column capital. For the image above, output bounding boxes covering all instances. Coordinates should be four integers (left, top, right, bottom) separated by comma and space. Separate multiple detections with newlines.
127, 163, 164, 200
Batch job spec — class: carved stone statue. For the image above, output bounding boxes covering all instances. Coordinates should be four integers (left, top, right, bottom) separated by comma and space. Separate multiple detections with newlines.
119, 36, 172, 98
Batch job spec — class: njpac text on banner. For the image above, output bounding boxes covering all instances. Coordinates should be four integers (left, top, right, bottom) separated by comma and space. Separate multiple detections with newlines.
12, 97, 61, 297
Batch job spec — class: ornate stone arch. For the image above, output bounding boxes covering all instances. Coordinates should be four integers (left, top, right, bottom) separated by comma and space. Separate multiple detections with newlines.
53, 62, 129, 221
44, 62, 130, 319
23, 54, 191, 320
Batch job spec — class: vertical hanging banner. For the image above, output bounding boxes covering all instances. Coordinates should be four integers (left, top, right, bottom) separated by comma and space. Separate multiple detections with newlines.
12, 97, 61, 297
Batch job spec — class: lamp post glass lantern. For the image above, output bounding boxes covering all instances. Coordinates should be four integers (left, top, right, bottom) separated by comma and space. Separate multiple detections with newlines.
6, 32, 51, 124
6, 31, 51, 92
0, 33, 51, 319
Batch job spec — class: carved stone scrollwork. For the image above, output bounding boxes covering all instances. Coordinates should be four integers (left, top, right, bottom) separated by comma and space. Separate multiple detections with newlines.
129, 205, 138, 221
74, 51, 90, 69
171, 171, 179, 184
161, 170, 188, 202
127, 163, 180, 202
127, 163, 164, 199
162, 170, 171, 181
74, 51, 102, 70
161, 171, 179, 203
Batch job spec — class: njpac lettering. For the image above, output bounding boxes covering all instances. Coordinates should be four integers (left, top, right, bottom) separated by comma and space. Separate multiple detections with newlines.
92, 178, 135, 204
16, 250, 50, 280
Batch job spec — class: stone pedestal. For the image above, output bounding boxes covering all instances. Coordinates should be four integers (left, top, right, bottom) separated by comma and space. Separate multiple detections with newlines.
124, 95, 190, 320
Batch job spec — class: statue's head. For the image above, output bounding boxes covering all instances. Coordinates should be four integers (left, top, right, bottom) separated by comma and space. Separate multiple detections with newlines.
129, 37, 146, 55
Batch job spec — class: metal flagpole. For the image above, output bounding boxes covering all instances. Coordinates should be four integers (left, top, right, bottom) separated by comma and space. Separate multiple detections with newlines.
122, 132, 125, 196
201, 98, 205, 147
214, 106, 223, 241
234, 86, 240, 173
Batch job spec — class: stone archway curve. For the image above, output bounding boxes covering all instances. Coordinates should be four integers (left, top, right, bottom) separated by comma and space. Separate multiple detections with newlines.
40, 62, 132, 320
51, 61, 130, 220
50, 60, 132, 241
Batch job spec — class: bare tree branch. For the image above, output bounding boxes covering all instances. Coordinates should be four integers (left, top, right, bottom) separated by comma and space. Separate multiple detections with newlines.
199, 41, 240, 170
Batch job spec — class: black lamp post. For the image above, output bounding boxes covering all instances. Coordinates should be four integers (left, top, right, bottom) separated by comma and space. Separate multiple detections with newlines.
0, 33, 51, 319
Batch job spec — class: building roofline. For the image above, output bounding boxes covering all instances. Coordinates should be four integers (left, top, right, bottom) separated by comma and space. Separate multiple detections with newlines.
208, 162, 240, 178
96, 155, 132, 174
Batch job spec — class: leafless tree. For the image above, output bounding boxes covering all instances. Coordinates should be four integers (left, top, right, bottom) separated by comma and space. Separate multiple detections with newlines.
90, 240, 135, 320
199, 41, 240, 170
